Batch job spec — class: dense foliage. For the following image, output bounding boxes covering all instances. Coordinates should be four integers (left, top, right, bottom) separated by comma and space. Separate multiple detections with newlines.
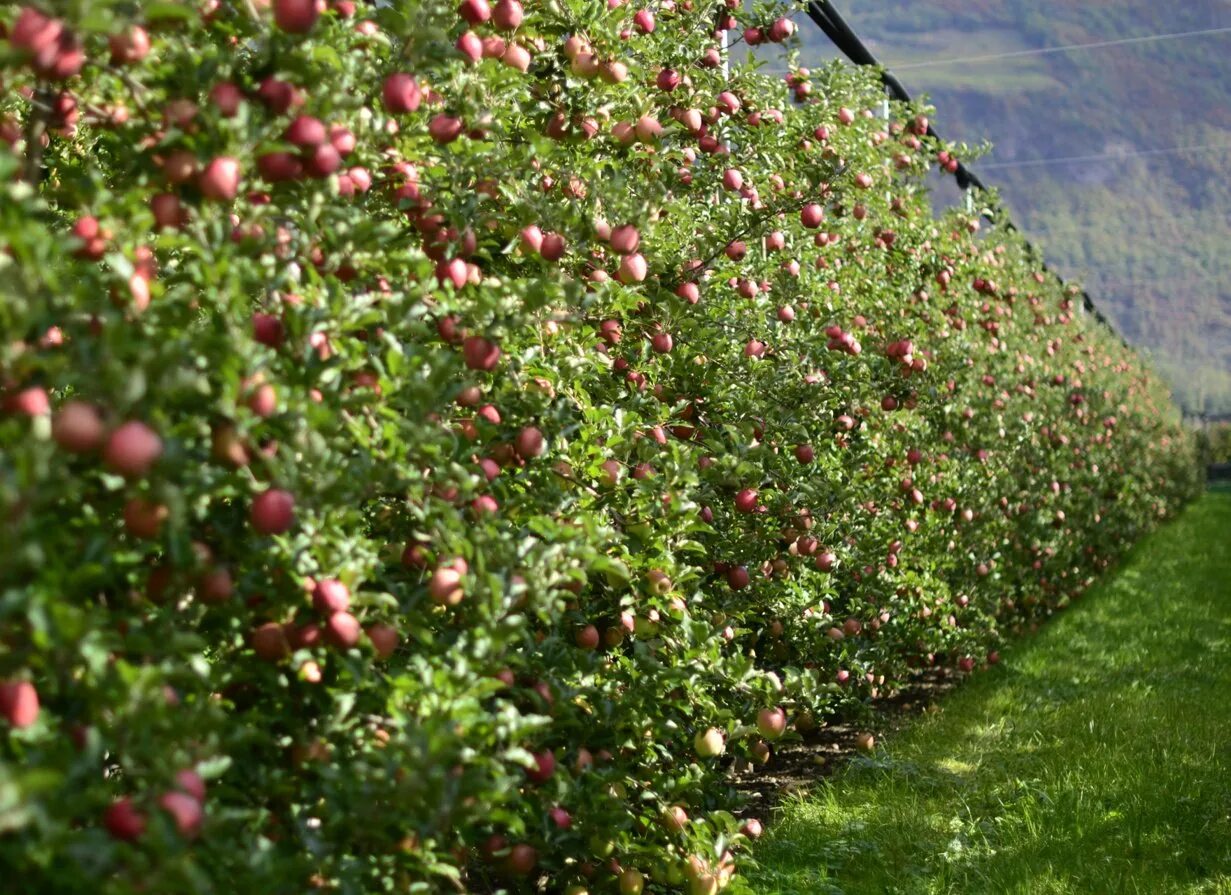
0, 2, 1200, 893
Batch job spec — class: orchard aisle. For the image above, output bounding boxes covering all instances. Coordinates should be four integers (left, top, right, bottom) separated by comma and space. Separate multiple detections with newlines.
736, 492, 1231, 895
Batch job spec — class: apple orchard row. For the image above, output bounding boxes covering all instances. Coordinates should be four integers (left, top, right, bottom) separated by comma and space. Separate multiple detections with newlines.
0, 1, 1199, 894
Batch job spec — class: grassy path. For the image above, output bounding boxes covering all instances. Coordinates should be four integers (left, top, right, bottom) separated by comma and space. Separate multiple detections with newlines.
736, 492, 1231, 895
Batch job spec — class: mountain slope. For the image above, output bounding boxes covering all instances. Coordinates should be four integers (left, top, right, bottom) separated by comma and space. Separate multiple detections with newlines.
771, 0, 1231, 413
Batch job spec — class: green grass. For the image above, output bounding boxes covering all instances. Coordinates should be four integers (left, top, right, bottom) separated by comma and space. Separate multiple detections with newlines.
735, 492, 1231, 895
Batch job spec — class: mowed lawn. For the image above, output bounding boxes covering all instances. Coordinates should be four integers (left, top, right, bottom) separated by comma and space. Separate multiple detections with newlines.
735, 491, 1231, 895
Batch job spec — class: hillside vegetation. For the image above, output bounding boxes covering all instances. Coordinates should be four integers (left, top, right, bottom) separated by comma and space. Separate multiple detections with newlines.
780, 0, 1231, 414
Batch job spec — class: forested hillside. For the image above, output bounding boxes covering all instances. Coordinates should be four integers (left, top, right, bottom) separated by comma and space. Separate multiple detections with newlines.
768, 0, 1231, 414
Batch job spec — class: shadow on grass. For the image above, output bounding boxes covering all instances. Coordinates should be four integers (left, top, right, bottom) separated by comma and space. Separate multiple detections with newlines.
736, 494, 1231, 895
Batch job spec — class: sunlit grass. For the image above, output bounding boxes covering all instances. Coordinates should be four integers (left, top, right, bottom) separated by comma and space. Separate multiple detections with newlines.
735, 492, 1231, 895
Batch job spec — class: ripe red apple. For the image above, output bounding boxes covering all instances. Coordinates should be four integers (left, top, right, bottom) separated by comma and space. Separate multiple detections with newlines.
575, 624, 599, 649
325, 611, 361, 649
540, 232, 567, 261
103, 421, 163, 478
800, 203, 823, 228
382, 73, 422, 113
251, 488, 296, 534
429, 558, 467, 605
734, 489, 758, 513
159, 791, 203, 838
258, 151, 304, 182
514, 426, 544, 459
458, 0, 491, 24
274, 0, 321, 32
312, 578, 350, 614
609, 224, 640, 255
519, 225, 543, 253
5, 386, 49, 417
456, 29, 482, 62
504, 843, 537, 876
527, 749, 555, 783
199, 157, 241, 201
462, 336, 501, 371
285, 114, 327, 148
104, 798, 146, 841
651, 332, 673, 354
0, 680, 39, 728
366, 624, 398, 658
52, 401, 105, 453
108, 26, 150, 65
428, 114, 464, 144
794, 443, 814, 464
727, 566, 749, 590
740, 818, 763, 839
549, 805, 572, 829
175, 769, 206, 802
150, 193, 185, 229
123, 498, 168, 540
251, 622, 291, 661
209, 82, 243, 116
616, 253, 647, 283
756, 707, 787, 740
492, 0, 523, 29
252, 313, 285, 347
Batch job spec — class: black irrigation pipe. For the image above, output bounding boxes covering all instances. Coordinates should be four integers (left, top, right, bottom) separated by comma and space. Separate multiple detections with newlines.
803, 0, 1125, 342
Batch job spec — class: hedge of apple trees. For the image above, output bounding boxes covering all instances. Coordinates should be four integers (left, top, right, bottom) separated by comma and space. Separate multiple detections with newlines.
0, 0, 1201, 892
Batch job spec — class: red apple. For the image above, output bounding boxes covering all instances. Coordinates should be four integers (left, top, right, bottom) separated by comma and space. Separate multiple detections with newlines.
429, 558, 467, 605
251, 622, 291, 661
492, 0, 523, 29
458, 0, 491, 24
0, 680, 39, 728
159, 791, 203, 838
756, 707, 787, 740
52, 401, 105, 453
104, 798, 146, 841
175, 769, 206, 802
366, 624, 399, 658
274, 0, 321, 33
526, 749, 555, 783
382, 73, 422, 114
515, 426, 544, 459
123, 498, 168, 540
312, 578, 350, 614
540, 232, 567, 261
504, 843, 537, 876
199, 157, 241, 201
325, 611, 361, 649
734, 489, 758, 513
108, 26, 150, 65
103, 421, 163, 478
251, 488, 295, 534
462, 336, 501, 371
